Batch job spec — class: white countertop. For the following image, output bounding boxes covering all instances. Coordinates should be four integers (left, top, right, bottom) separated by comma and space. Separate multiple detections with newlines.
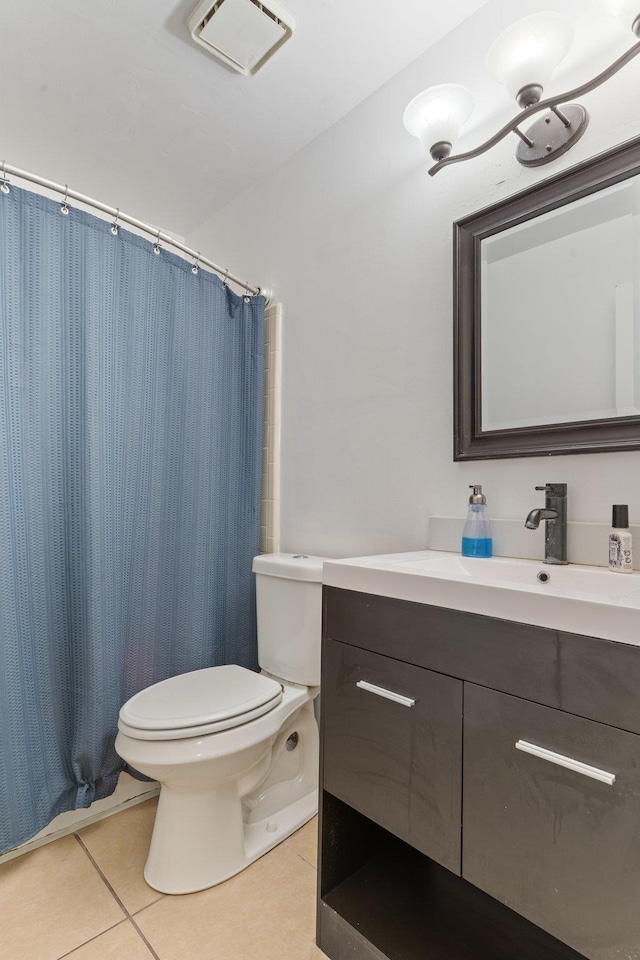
323, 550, 640, 647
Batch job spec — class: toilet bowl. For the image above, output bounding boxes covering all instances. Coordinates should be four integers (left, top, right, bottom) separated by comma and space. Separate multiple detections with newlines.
115, 553, 324, 894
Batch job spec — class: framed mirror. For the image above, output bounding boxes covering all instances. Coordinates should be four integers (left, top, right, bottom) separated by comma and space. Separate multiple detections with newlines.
454, 134, 640, 460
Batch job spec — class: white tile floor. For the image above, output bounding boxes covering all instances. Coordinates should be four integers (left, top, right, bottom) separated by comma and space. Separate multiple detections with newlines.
0, 798, 327, 960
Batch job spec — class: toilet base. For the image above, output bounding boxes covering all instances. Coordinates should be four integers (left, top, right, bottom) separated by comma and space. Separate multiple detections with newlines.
139, 697, 319, 894
144, 788, 317, 894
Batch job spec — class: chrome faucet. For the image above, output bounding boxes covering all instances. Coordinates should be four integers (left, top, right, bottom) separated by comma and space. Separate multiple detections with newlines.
525, 483, 568, 565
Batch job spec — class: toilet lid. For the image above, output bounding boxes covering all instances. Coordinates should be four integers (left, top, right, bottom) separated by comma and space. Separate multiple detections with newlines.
119, 665, 283, 734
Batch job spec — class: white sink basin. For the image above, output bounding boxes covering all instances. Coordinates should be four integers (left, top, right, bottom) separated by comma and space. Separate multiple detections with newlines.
323, 551, 640, 646
398, 553, 640, 599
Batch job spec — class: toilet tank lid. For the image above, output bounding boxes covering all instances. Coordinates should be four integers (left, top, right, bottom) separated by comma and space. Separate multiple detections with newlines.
252, 553, 325, 581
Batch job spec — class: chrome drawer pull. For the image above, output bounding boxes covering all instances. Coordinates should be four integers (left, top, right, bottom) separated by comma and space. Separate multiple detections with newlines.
515, 740, 616, 786
356, 680, 416, 708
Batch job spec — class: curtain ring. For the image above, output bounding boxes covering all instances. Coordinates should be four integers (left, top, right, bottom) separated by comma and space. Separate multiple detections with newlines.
191, 252, 200, 275
0, 160, 10, 194
153, 227, 162, 255
110, 208, 120, 236
60, 185, 69, 216
222, 267, 229, 288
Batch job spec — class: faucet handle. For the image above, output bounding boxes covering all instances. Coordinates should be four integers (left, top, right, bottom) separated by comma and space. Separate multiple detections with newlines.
535, 483, 567, 496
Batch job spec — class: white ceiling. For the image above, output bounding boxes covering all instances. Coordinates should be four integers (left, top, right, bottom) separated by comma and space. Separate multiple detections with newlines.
0, 0, 489, 236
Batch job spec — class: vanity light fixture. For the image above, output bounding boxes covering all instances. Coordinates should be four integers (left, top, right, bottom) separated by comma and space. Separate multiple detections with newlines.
404, 4, 640, 175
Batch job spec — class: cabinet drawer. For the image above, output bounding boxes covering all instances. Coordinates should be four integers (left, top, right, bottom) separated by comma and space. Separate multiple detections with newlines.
324, 588, 640, 734
463, 683, 640, 960
324, 587, 562, 712
322, 638, 463, 874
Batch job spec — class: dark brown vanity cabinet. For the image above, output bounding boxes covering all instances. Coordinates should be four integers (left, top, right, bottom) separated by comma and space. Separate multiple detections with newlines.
318, 587, 640, 960
463, 684, 640, 960
322, 638, 462, 874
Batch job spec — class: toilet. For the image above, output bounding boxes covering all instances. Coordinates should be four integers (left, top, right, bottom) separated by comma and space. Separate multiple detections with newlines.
114, 553, 324, 894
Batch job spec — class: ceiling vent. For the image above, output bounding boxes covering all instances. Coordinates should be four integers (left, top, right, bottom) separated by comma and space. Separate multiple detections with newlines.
188, 0, 296, 76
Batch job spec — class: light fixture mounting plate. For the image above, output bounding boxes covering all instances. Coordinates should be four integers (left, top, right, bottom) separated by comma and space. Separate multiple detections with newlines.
516, 104, 589, 167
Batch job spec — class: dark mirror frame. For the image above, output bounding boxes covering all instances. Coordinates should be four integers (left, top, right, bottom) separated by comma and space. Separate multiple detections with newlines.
454, 134, 640, 461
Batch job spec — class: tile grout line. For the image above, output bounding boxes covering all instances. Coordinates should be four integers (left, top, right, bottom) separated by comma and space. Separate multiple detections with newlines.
289, 848, 317, 870
123, 913, 162, 960
56, 919, 128, 959
283, 825, 318, 871
73, 834, 162, 960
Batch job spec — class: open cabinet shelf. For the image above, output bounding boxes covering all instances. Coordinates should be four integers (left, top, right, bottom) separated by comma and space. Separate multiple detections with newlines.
317, 792, 586, 960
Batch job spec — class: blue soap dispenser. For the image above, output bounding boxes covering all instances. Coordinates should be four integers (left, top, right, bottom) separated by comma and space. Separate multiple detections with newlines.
462, 485, 493, 558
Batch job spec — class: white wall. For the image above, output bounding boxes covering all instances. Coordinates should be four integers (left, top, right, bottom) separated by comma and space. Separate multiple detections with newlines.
188, 0, 640, 559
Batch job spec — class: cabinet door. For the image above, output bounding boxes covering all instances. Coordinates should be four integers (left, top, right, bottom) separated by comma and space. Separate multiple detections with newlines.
463, 683, 640, 960
322, 639, 462, 874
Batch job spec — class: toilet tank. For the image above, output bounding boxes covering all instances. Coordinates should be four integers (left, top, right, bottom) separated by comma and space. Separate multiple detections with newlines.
252, 553, 325, 687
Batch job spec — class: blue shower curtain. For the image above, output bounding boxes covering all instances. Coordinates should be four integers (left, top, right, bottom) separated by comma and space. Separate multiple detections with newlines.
0, 186, 264, 853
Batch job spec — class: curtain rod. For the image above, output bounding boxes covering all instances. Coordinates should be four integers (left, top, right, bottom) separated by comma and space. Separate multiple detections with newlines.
0, 161, 274, 304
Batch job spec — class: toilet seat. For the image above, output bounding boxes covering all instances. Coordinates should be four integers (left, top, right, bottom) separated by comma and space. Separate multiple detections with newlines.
118, 665, 283, 741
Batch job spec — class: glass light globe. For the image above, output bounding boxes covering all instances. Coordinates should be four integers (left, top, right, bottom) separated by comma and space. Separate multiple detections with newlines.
602, 0, 640, 33
403, 84, 474, 158
487, 12, 574, 104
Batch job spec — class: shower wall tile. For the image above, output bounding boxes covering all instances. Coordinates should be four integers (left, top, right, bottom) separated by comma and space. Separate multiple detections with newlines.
261, 303, 282, 554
